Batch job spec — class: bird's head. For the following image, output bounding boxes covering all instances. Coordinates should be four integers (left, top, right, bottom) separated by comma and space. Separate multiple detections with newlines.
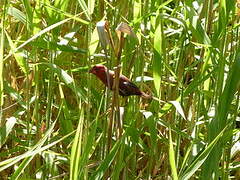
89, 64, 107, 75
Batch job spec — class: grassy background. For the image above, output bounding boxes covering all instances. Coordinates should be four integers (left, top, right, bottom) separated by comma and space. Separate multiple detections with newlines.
0, 0, 240, 179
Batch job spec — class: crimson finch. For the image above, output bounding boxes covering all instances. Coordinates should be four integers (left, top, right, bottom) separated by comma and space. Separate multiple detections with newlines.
89, 64, 151, 98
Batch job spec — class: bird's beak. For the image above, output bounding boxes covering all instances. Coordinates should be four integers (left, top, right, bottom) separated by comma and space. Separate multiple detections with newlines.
89, 68, 95, 74
89, 68, 93, 73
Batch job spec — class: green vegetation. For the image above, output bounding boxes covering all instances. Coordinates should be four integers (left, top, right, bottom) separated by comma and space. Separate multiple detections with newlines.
0, 0, 240, 179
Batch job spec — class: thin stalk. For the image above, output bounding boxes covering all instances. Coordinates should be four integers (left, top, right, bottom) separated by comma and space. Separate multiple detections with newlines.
0, 0, 7, 126
113, 32, 125, 138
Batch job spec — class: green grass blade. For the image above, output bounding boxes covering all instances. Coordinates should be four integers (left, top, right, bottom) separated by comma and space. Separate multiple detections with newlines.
36, 63, 87, 102
8, 6, 27, 24
0, 117, 16, 148
5, 30, 28, 74
10, 156, 34, 180
179, 126, 229, 180
77, 0, 90, 20
201, 52, 240, 178
0, 120, 56, 171
70, 108, 84, 180
78, 96, 104, 177
169, 129, 178, 180
0, 125, 74, 172
153, 22, 163, 97
4, 16, 84, 62
90, 136, 123, 180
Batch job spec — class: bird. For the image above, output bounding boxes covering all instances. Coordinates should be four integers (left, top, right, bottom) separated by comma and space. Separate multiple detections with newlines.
89, 64, 151, 98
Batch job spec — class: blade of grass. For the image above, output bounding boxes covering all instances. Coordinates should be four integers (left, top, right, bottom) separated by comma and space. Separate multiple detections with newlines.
169, 128, 178, 180
0, 119, 57, 171
78, 96, 104, 177
4, 15, 89, 62
202, 52, 240, 178
90, 135, 124, 180
70, 107, 84, 180
0, 0, 7, 125
179, 125, 230, 180
0, 117, 16, 148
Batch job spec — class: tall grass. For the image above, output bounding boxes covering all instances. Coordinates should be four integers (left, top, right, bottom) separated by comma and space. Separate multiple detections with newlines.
0, 0, 239, 179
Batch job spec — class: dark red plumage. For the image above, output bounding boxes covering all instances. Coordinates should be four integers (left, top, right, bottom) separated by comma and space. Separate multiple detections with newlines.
89, 65, 151, 98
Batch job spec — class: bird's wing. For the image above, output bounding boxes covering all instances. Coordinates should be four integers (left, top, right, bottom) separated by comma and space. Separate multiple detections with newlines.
119, 81, 142, 96
123, 81, 139, 89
